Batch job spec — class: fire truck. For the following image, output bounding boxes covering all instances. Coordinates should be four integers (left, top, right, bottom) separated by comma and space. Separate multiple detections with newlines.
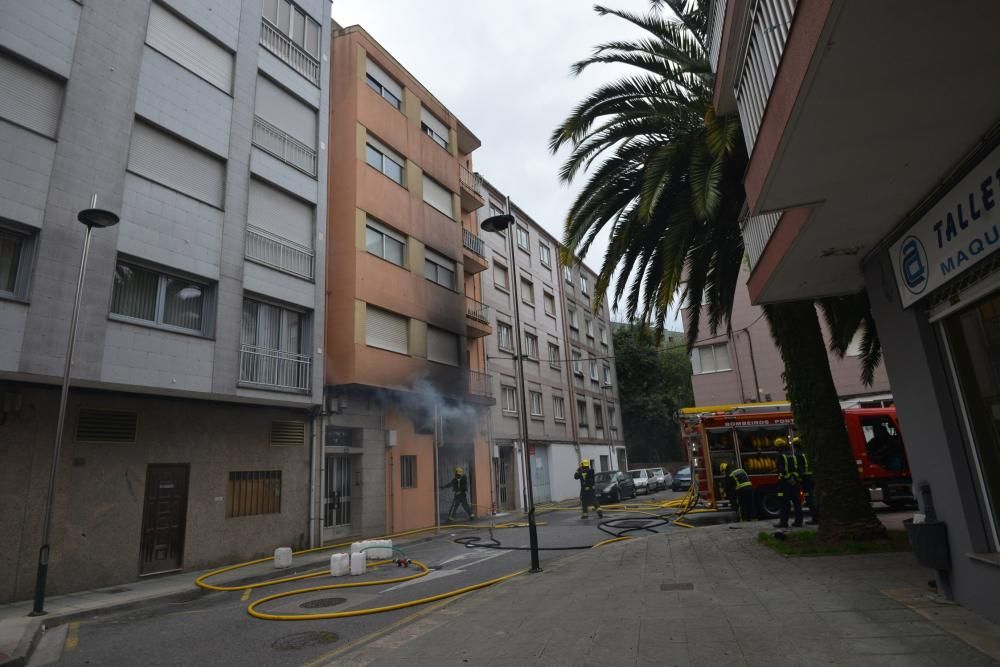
679, 402, 913, 518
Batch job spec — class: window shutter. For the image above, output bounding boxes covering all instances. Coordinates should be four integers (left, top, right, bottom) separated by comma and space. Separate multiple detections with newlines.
424, 247, 456, 273
365, 57, 402, 100
128, 121, 225, 207
270, 420, 305, 446
420, 106, 449, 142
0, 53, 63, 137
422, 175, 453, 218
366, 306, 408, 354
76, 409, 138, 443
146, 3, 233, 93
427, 327, 459, 366
254, 75, 316, 148
248, 180, 313, 246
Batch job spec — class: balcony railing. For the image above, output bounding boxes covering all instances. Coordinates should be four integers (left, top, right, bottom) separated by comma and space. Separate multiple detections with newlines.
239, 344, 312, 391
259, 20, 320, 85
466, 297, 491, 323
468, 370, 493, 398
742, 211, 782, 271
252, 116, 318, 177
459, 165, 482, 195
246, 225, 315, 280
735, 0, 797, 151
707, 0, 728, 72
463, 228, 486, 258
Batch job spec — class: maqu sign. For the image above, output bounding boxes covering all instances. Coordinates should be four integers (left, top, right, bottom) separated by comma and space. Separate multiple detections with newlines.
891, 145, 1000, 308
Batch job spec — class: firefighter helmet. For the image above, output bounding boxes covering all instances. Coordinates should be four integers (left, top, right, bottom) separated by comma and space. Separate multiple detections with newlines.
455, 466, 464, 475
719, 462, 729, 474
581, 459, 590, 468
792, 436, 801, 447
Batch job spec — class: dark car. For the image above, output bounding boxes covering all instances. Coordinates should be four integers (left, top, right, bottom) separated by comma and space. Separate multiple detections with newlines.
594, 471, 636, 503
671, 466, 692, 491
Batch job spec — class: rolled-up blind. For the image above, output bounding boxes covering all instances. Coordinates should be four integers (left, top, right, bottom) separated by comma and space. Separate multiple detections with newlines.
422, 175, 453, 219
420, 106, 449, 141
365, 57, 402, 99
146, 3, 233, 93
248, 179, 313, 247
128, 120, 225, 207
427, 327, 458, 366
254, 75, 316, 148
366, 306, 408, 354
0, 52, 63, 137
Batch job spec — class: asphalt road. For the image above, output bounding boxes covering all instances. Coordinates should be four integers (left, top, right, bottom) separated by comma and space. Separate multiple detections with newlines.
46, 489, 689, 667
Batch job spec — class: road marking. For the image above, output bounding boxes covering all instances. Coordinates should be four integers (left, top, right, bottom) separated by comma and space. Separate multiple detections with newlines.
241, 589, 251, 602
383, 550, 510, 593
64, 622, 80, 652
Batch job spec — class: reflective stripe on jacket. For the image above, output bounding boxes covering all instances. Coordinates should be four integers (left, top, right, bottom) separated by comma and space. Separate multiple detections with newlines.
729, 468, 752, 490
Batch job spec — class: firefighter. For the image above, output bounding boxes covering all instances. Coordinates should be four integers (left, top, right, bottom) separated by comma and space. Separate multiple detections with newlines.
793, 436, 818, 525
574, 459, 603, 519
729, 464, 755, 522
774, 437, 803, 528
440, 466, 474, 522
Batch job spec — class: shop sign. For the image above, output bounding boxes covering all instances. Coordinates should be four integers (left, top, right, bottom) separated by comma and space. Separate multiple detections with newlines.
891, 145, 1000, 307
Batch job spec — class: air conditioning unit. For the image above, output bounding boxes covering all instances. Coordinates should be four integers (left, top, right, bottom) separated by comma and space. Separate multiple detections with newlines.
385, 429, 397, 448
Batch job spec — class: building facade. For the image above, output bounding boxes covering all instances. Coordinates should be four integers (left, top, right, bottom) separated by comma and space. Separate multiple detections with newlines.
708, 0, 1000, 621
0, 0, 331, 602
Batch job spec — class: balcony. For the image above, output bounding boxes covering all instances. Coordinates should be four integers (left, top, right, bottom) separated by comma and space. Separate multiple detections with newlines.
246, 225, 315, 280
259, 20, 320, 85
252, 116, 318, 177
459, 165, 485, 213
465, 297, 492, 338
462, 228, 488, 274
467, 369, 493, 399
239, 344, 312, 392
741, 211, 781, 273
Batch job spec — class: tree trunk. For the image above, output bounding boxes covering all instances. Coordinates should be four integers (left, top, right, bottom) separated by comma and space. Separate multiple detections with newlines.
763, 301, 886, 542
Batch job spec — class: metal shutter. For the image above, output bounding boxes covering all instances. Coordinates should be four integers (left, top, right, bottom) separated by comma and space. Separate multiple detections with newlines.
128, 120, 225, 207
146, 3, 233, 93
427, 327, 459, 366
270, 420, 306, 446
420, 106, 449, 141
365, 57, 402, 100
365, 306, 408, 354
254, 75, 316, 148
248, 179, 313, 246
422, 175, 453, 218
0, 53, 63, 137
76, 409, 138, 443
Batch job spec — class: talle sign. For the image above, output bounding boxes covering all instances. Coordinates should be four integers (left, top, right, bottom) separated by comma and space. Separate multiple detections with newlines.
891, 146, 1000, 308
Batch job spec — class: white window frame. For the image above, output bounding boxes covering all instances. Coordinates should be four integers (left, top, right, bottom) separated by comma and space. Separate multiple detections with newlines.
589, 359, 599, 381
515, 225, 529, 251
110, 259, 213, 336
580, 276, 589, 294
548, 342, 560, 369
600, 325, 608, 345
529, 391, 543, 417
691, 343, 732, 374
497, 322, 514, 352
420, 105, 449, 150
539, 243, 552, 267
563, 265, 573, 284
524, 333, 538, 359
585, 317, 594, 338
572, 350, 583, 376
241, 296, 307, 354
577, 399, 589, 427
553, 396, 566, 421
263, 0, 321, 58
365, 217, 406, 267
501, 385, 517, 414
603, 365, 612, 385
494, 263, 510, 291
568, 308, 578, 330
364, 56, 402, 109
365, 135, 404, 186
594, 402, 604, 430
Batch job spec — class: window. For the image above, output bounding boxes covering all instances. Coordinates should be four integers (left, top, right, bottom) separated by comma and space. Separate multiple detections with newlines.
111, 261, 212, 334
147, 3, 233, 93
572, 350, 583, 376
520, 277, 534, 305
516, 225, 529, 251
489, 203, 506, 233
262, 0, 321, 58
580, 276, 589, 294
600, 326, 608, 345
543, 292, 556, 317
227, 471, 282, 518
497, 322, 514, 351
365, 135, 404, 185
364, 57, 402, 109
128, 120, 225, 208
585, 317, 594, 338
420, 106, 449, 150
240, 298, 309, 389
365, 305, 408, 354
254, 74, 317, 152
427, 326, 459, 366
589, 359, 599, 381
424, 248, 456, 290
553, 396, 565, 421
502, 385, 517, 413
691, 343, 732, 374
548, 342, 560, 369
423, 175, 454, 219
577, 400, 589, 427
0, 52, 63, 138
609, 406, 617, 433
248, 178, 315, 256
365, 217, 405, 266
594, 403, 604, 430
568, 308, 578, 329
603, 365, 612, 385
539, 243, 552, 267
0, 227, 35, 300
401, 455, 417, 488
494, 263, 509, 290
524, 333, 538, 359
530, 391, 543, 417
563, 265, 573, 284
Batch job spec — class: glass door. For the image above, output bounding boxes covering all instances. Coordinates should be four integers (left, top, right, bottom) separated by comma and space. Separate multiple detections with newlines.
323, 454, 352, 539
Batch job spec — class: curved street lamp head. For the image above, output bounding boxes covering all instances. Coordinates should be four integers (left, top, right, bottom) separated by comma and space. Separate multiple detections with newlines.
480, 213, 515, 234
77, 208, 120, 228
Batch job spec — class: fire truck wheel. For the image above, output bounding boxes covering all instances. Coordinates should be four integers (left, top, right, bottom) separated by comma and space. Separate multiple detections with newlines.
757, 489, 781, 518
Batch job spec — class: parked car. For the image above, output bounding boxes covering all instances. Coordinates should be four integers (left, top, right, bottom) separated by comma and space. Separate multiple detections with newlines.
648, 467, 672, 492
594, 471, 636, 503
629, 469, 653, 494
672, 466, 692, 491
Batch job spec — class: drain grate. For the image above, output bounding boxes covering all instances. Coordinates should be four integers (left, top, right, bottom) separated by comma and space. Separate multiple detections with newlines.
272, 631, 339, 651
299, 597, 347, 609
660, 583, 694, 591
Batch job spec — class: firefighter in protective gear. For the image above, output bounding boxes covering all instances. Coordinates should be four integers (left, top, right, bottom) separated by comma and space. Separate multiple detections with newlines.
726, 464, 756, 522
574, 459, 603, 519
440, 466, 474, 521
793, 436, 818, 524
774, 437, 803, 528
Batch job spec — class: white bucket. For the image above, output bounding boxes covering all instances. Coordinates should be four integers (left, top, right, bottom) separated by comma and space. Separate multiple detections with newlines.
329, 553, 350, 577
350, 541, 364, 555
350, 551, 366, 576
273, 547, 293, 569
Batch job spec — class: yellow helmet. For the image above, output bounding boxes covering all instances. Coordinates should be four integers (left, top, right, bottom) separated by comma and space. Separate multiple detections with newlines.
792, 436, 801, 447
719, 462, 729, 474
455, 466, 464, 475
581, 459, 590, 468
774, 437, 788, 449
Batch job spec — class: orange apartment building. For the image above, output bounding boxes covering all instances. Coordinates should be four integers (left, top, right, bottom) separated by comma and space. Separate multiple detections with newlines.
323, 26, 493, 542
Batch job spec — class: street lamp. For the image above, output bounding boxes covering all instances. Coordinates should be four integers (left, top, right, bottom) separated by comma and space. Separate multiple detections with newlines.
481, 205, 541, 572
30, 196, 119, 616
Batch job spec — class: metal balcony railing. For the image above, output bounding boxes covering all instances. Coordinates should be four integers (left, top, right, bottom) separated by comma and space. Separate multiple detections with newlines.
742, 211, 782, 271
459, 165, 482, 195
468, 370, 493, 397
246, 225, 315, 279
466, 297, 491, 323
463, 228, 486, 258
735, 0, 797, 151
252, 116, 318, 177
259, 20, 320, 85
239, 344, 312, 391
707, 0, 728, 72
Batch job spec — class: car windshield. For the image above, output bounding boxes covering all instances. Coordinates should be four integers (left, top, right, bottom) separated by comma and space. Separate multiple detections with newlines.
676, 466, 691, 477
630, 471, 642, 479
594, 472, 614, 483
651, 469, 663, 475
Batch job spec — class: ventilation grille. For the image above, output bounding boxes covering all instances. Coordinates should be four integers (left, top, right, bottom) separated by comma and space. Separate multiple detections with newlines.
76, 409, 138, 443
270, 420, 306, 447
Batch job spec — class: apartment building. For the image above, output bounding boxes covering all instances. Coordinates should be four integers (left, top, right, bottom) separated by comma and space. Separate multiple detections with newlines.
0, 0, 331, 601
478, 177, 626, 509
324, 26, 492, 538
708, 1, 1000, 619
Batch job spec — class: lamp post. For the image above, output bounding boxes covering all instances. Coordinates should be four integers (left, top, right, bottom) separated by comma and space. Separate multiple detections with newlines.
30, 196, 119, 616
481, 204, 541, 572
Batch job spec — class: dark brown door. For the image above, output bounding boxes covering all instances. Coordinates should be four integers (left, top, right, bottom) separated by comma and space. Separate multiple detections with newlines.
140, 464, 189, 575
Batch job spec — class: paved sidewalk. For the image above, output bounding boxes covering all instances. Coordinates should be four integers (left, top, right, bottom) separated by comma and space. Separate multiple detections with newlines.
340, 522, 1000, 666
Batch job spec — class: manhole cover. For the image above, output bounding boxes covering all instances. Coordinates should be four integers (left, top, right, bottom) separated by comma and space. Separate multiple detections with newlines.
272, 631, 339, 651
660, 583, 694, 591
299, 597, 347, 609
103, 587, 131, 594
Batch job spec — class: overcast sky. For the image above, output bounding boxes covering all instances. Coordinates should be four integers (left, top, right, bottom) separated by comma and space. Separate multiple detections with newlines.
332, 0, 682, 328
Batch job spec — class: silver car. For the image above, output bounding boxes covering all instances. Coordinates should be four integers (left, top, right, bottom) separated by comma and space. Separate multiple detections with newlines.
648, 467, 672, 492
629, 469, 653, 494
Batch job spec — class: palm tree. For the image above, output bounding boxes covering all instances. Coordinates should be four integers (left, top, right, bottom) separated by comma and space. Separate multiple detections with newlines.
551, 0, 885, 541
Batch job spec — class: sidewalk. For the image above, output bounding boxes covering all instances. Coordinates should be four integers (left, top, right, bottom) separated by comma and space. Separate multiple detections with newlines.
339, 522, 1000, 666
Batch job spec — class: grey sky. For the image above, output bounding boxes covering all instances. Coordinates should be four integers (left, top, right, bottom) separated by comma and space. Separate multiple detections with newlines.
332, 1, 682, 328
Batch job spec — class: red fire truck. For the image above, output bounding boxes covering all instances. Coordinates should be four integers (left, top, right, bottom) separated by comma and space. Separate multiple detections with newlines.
679, 403, 912, 517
